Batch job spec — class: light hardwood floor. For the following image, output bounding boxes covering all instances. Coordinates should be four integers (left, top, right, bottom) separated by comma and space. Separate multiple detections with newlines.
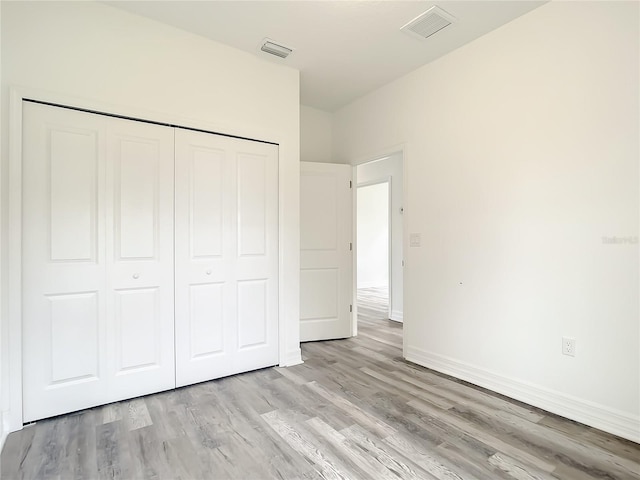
2, 288, 639, 479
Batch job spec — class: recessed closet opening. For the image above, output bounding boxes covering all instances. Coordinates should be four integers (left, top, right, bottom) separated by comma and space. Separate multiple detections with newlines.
19, 99, 280, 423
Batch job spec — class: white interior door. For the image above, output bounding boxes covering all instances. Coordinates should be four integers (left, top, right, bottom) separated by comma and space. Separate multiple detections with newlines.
300, 162, 352, 342
22, 102, 175, 422
174, 128, 279, 387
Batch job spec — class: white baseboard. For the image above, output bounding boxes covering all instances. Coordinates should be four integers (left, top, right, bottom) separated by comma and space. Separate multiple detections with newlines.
281, 348, 303, 367
405, 345, 640, 444
390, 310, 403, 322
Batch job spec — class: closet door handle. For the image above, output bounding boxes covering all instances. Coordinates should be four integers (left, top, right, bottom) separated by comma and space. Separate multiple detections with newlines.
205, 269, 212, 276
132, 273, 140, 279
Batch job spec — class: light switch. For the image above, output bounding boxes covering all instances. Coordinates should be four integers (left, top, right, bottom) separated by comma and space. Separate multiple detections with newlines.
410, 233, 421, 247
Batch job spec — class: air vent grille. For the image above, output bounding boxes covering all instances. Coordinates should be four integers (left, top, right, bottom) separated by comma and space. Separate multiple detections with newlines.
260, 39, 293, 59
401, 6, 455, 40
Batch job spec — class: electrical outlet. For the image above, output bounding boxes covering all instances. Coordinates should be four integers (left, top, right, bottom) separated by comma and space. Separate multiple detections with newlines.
562, 337, 576, 357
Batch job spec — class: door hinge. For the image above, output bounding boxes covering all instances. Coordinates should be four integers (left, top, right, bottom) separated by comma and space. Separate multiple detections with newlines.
349, 180, 352, 188
350, 304, 353, 312
349, 242, 353, 251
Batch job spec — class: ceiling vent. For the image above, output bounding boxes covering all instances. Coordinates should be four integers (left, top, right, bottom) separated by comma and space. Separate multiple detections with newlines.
401, 6, 456, 40
260, 39, 293, 59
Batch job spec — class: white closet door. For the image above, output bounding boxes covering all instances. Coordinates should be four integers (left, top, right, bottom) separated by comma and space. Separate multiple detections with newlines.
174, 129, 279, 387
106, 117, 175, 401
22, 102, 175, 422
23, 103, 109, 422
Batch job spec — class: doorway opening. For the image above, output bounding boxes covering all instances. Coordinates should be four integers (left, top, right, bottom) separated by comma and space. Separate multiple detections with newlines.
357, 181, 390, 320
355, 153, 404, 334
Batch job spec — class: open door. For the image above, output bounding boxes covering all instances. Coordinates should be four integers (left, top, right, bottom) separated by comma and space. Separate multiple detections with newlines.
300, 162, 353, 341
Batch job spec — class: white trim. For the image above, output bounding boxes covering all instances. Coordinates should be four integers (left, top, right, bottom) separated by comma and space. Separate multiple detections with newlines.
281, 348, 303, 367
405, 345, 640, 443
351, 166, 358, 338
351, 143, 407, 167
400, 145, 408, 359
390, 310, 403, 323
8, 89, 24, 432
356, 178, 389, 189
8, 85, 294, 432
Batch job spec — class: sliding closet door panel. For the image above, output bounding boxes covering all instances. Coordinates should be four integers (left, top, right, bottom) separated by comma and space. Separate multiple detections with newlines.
175, 129, 278, 387
22, 102, 108, 422
106, 118, 175, 400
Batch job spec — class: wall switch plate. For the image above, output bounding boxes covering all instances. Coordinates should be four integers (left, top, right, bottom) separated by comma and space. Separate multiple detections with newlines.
410, 233, 421, 247
562, 337, 576, 357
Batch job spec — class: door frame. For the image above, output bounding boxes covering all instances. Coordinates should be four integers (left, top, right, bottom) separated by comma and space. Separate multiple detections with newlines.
6, 86, 291, 432
351, 146, 407, 341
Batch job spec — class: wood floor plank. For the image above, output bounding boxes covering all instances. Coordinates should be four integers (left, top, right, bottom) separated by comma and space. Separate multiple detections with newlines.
0, 423, 36, 479
538, 414, 640, 464
488, 453, 557, 480
436, 440, 516, 480
383, 432, 473, 480
451, 402, 640, 479
127, 424, 173, 479
56, 410, 98, 480
96, 420, 132, 480
408, 398, 557, 473
167, 434, 209, 479
275, 365, 311, 385
262, 410, 353, 480
360, 366, 455, 410
101, 402, 123, 425
304, 380, 396, 438
341, 424, 426, 480
223, 374, 325, 478
306, 417, 402, 480
125, 398, 154, 431
396, 363, 546, 423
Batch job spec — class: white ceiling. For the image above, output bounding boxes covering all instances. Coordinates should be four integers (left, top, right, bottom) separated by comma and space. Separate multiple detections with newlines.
106, 1, 545, 112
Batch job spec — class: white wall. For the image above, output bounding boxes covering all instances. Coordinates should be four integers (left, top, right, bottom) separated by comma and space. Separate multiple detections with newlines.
1, 1, 301, 434
334, 1, 639, 442
357, 183, 389, 289
300, 105, 334, 163
357, 154, 404, 321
